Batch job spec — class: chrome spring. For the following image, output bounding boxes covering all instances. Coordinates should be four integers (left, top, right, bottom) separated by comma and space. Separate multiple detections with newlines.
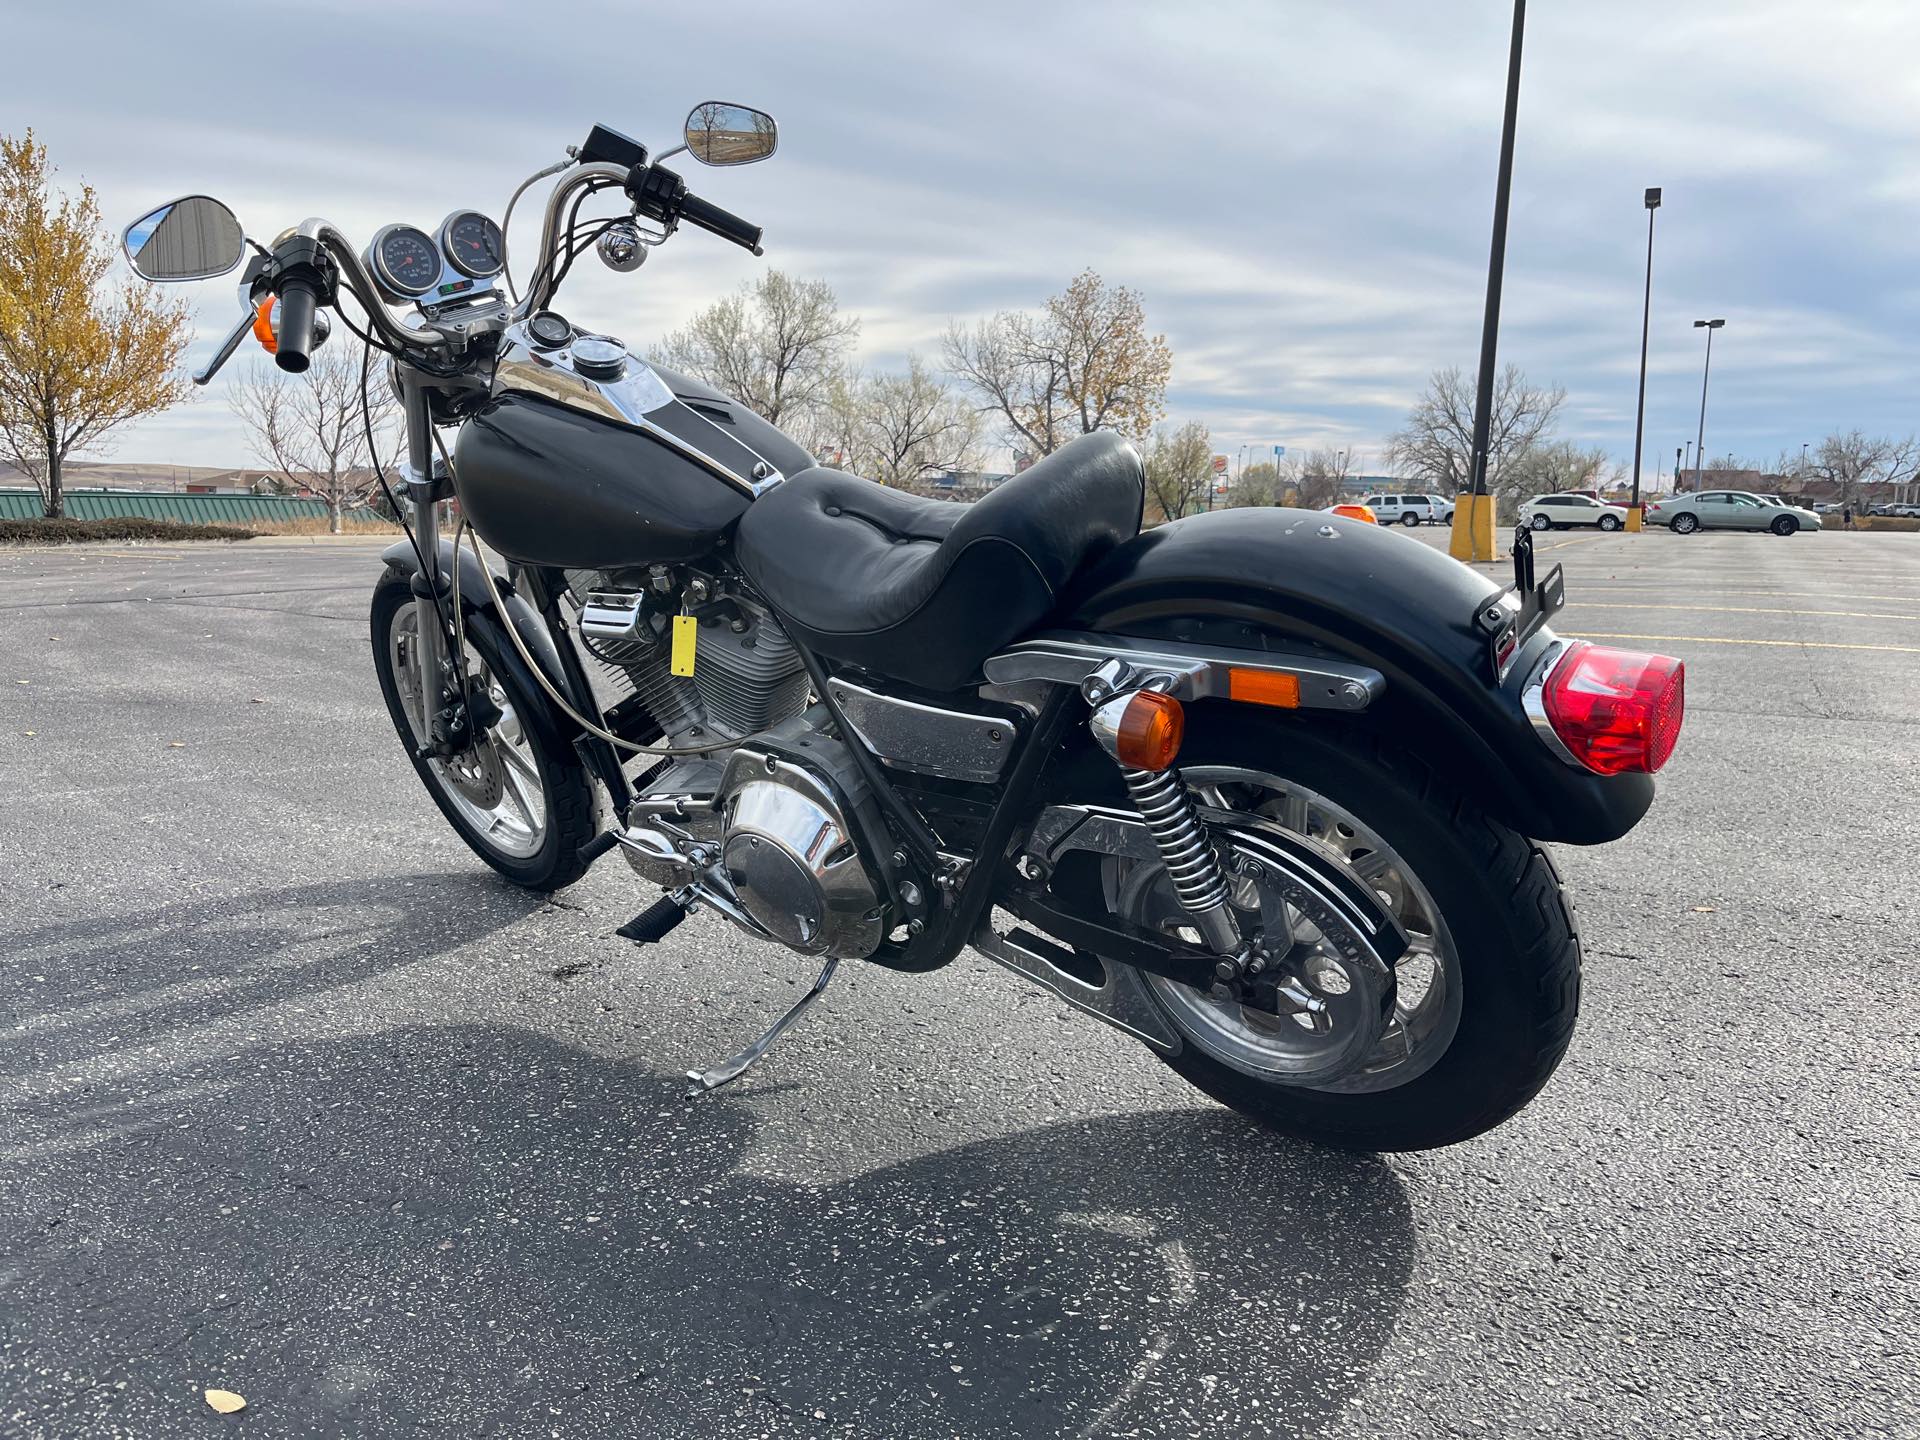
1123, 766, 1232, 914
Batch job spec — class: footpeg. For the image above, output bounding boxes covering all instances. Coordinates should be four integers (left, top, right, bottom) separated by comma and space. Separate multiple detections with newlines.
685, 958, 838, 1096
617, 893, 689, 945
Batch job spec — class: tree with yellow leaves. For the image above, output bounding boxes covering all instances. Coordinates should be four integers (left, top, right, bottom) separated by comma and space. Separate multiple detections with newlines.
944, 269, 1172, 458
0, 132, 191, 517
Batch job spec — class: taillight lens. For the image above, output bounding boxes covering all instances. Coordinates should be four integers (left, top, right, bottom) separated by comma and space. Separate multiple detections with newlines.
1541, 642, 1685, 774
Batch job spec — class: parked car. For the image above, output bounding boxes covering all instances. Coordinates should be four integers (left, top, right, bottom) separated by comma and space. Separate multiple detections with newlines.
1648, 490, 1822, 535
1812, 502, 1840, 515
1359, 493, 1443, 527
1426, 493, 1456, 523
1518, 493, 1628, 531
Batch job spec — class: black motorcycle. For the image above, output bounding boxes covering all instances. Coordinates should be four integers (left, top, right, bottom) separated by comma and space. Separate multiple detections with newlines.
122, 104, 1685, 1151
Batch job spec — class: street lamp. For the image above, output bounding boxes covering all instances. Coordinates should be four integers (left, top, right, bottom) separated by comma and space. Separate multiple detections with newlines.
1630, 187, 1661, 515
1692, 318, 1725, 492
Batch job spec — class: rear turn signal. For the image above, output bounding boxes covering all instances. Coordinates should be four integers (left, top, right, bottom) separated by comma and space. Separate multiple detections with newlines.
1098, 690, 1185, 772
1541, 642, 1685, 775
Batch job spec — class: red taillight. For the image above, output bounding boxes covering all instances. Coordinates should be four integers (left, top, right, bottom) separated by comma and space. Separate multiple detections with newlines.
1540, 642, 1685, 774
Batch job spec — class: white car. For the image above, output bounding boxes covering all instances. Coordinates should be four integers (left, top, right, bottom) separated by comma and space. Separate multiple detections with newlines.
1519, 493, 1628, 532
1426, 493, 1457, 523
1360, 493, 1444, 527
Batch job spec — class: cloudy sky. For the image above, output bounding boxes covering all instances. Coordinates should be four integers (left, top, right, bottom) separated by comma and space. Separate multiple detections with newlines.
10, 0, 1920, 479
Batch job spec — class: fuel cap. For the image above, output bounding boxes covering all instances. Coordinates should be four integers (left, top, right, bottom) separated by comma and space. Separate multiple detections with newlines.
527, 310, 571, 349
570, 335, 626, 379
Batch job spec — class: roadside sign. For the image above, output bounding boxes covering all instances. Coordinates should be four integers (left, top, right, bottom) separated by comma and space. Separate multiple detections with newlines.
1212, 455, 1228, 474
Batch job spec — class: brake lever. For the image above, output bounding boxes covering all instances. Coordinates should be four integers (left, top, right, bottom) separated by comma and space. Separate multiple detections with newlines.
193, 306, 256, 387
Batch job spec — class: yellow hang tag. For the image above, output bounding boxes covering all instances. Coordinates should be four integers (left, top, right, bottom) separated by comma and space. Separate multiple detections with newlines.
670, 614, 697, 676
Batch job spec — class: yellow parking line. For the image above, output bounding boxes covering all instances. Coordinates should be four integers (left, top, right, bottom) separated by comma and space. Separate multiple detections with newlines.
1568, 631, 1920, 654
1568, 601, 1920, 621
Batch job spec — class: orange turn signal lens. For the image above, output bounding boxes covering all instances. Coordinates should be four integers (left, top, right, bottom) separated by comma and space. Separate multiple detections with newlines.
252, 297, 278, 355
1228, 668, 1301, 709
1113, 691, 1184, 772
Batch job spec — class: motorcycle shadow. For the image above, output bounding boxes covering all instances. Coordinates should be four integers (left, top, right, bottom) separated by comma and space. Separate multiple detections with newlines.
7, 1020, 1416, 1439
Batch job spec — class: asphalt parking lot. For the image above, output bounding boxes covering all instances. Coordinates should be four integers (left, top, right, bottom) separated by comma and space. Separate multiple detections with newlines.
3, 527, 1915, 1439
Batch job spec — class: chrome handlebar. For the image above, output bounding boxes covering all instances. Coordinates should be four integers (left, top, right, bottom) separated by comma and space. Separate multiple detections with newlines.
513, 161, 631, 318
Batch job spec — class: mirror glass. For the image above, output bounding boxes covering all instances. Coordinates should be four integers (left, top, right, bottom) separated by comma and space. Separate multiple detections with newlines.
683, 103, 778, 166
122, 196, 245, 281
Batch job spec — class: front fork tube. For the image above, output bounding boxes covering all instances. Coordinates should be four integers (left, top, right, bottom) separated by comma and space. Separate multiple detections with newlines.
401, 378, 447, 724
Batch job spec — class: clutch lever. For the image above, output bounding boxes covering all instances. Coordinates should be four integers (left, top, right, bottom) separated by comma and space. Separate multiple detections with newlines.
193, 306, 256, 387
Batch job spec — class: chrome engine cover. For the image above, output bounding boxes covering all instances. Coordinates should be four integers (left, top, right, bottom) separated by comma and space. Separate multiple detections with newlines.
718, 745, 882, 959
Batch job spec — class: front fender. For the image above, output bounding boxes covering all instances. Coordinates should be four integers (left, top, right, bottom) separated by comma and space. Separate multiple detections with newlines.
1057, 509, 1653, 845
377, 538, 573, 708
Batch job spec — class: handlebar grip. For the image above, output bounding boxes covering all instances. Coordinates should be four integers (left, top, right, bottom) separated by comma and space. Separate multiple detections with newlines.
273, 277, 320, 374
677, 193, 764, 255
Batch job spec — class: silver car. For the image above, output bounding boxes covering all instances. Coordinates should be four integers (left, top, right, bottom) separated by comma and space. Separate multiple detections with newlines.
1648, 489, 1822, 536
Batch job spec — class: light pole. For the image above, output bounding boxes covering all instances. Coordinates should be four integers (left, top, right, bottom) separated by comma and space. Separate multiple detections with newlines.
1451, 0, 1527, 563
1629, 187, 1661, 521
1692, 318, 1725, 492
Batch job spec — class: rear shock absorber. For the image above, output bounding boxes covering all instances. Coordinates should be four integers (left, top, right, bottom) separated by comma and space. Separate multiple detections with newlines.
1088, 683, 1242, 956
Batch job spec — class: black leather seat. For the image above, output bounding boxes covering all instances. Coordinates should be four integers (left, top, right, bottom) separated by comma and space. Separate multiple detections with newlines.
734, 431, 1144, 692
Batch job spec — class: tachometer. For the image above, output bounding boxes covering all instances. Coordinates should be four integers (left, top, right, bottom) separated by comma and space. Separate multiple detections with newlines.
366, 223, 441, 300
439, 209, 505, 280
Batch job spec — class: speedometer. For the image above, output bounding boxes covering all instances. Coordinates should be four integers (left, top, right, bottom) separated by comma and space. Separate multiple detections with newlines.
366, 223, 441, 300
439, 210, 505, 280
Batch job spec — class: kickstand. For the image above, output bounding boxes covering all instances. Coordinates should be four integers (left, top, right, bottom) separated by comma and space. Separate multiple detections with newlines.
685, 958, 839, 1096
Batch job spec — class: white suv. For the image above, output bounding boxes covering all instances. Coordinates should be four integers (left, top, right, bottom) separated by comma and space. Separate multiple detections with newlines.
1361, 493, 1442, 527
1518, 493, 1628, 532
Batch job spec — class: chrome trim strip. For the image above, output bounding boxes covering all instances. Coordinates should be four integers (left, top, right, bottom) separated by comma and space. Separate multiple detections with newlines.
1519, 638, 1588, 770
982, 633, 1383, 712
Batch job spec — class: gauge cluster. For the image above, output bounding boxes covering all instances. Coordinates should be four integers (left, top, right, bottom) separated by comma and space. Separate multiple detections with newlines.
363, 210, 506, 307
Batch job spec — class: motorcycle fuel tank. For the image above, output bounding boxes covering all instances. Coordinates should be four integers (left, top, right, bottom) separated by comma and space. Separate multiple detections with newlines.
453, 327, 812, 569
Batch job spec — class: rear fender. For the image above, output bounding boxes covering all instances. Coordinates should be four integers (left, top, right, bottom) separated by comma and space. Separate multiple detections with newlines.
1050, 509, 1653, 845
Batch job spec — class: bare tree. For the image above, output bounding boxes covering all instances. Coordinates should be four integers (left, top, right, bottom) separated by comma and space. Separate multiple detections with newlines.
843, 356, 980, 487
1385, 364, 1564, 501
230, 347, 399, 532
652, 270, 858, 430
945, 269, 1172, 457
1295, 446, 1356, 510
1228, 459, 1285, 508
1809, 430, 1918, 509
1502, 441, 1622, 504
1142, 421, 1213, 522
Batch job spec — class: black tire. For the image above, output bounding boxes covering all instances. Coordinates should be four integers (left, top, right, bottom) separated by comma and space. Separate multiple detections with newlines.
1141, 713, 1581, 1152
1529, 513, 1551, 531
370, 579, 597, 890
1672, 512, 1699, 534
1598, 514, 1622, 532
1400, 512, 1421, 527
1771, 514, 1798, 536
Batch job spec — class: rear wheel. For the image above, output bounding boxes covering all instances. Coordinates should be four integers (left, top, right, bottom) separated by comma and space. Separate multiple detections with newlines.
1672, 512, 1700, 534
1400, 512, 1421, 527
1104, 715, 1580, 1151
370, 579, 596, 890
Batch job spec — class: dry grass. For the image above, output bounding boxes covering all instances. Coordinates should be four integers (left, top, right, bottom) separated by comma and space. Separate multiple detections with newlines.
1854, 516, 1920, 532
244, 515, 402, 536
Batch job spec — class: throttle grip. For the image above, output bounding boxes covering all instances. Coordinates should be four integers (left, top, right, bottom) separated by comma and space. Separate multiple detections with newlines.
273, 277, 321, 374
678, 193, 764, 255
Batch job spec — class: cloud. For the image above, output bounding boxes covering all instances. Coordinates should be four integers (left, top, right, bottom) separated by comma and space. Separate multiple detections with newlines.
9, 0, 1920, 474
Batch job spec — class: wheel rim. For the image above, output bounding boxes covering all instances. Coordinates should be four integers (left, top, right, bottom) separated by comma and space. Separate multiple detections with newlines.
1675, 514, 1697, 533
1111, 767, 1463, 1094
390, 605, 548, 860
1531, 515, 1549, 531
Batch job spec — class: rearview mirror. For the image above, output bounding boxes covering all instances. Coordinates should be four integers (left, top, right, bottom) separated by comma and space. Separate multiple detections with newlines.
122, 196, 245, 282
682, 103, 777, 166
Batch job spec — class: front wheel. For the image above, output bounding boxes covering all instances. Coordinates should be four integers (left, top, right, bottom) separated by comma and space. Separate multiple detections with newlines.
1598, 514, 1622, 531
370, 579, 597, 890
1106, 716, 1580, 1151
1529, 513, 1552, 531
1771, 514, 1799, 536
